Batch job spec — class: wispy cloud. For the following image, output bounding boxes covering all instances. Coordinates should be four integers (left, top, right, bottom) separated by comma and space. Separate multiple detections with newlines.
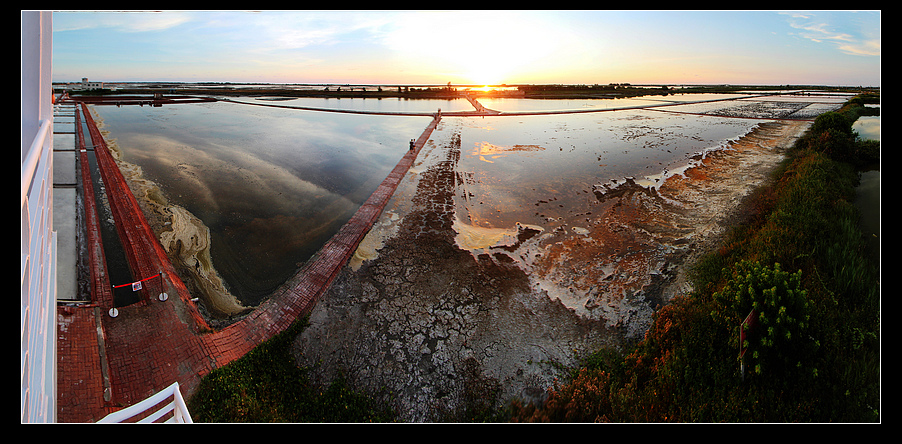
54, 10, 192, 33
781, 11, 880, 56
229, 11, 398, 52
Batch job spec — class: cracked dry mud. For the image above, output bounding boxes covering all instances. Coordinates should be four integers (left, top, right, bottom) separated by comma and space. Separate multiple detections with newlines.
292, 119, 810, 422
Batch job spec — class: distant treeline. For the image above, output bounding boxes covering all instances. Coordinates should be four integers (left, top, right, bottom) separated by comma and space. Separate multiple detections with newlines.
516, 83, 646, 91
60, 83, 876, 101
516, 83, 672, 99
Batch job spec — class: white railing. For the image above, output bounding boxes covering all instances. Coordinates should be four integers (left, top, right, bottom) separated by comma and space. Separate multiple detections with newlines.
98, 382, 194, 423
21, 116, 57, 423
21, 119, 51, 208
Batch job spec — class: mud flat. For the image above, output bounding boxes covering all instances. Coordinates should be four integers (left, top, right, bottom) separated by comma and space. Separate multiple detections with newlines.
292, 117, 811, 422
521, 120, 812, 327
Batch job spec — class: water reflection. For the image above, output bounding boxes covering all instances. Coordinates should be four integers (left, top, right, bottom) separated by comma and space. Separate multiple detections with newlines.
94, 101, 432, 306
91, 93, 847, 310
853, 112, 879, 265
479, 97, 668, 113
250, 96, 474, 113
854, 116, 880, 141
446, 109, 759, 230
855, 169, 880, 265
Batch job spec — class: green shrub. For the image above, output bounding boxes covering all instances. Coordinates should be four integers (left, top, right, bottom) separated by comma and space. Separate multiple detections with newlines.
713, 261, 818, 381
810, 111, 853, 137
797, 111, 857, 163
854, 139, 880, 166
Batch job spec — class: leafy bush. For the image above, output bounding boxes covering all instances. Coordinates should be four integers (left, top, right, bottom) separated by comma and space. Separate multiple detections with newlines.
797, 111, 858, 163
800, 102, 881, 167
854, 139, 880, 166
810, 111, 854, 137
713, 261, 817, 380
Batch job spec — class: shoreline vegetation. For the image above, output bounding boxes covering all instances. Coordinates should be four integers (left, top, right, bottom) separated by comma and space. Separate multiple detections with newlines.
103, 85, 876, 422
509, 92, 880, 423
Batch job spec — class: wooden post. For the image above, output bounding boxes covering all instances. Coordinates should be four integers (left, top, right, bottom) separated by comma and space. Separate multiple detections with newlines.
739, 309, 758, 380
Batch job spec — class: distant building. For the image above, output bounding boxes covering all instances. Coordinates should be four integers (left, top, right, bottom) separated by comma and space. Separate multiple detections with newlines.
75, 77, 104, 90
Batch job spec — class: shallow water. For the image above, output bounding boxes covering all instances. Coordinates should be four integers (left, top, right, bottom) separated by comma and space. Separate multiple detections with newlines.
855, 169, 880, 264
92, 93, 844, 308
853, 115, 880, 141
94, 101, 433, 306
444, 108, 760, 231
853, 112, 880, 265
478, 96, 670, 113
249, 96, 474, 113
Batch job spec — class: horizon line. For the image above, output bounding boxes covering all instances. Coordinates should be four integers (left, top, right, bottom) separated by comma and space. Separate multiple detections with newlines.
52, 80, 880, 88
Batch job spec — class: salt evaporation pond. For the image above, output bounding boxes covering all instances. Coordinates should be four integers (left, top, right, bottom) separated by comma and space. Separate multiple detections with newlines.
445, 108, 761, 231
92, 92, 846, 311
852, 107, 880, 264
93, 100, 435, 306
255, 96, 475, 114
447, 92, 848, 232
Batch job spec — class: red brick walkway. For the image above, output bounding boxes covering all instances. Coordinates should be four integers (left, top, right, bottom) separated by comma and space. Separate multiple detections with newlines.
57, 306, 109, 422
56, 106, 441, 422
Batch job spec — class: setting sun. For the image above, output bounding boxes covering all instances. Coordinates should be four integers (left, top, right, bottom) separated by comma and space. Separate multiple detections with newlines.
380, 11, 578, 85
467, 68, 502, 85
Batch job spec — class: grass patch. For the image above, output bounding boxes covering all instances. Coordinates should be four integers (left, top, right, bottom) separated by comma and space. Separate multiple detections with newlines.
187, 318, 396, 423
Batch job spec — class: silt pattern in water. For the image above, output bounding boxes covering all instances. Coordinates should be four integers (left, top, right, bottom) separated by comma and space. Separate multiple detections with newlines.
94, 101, 433, 309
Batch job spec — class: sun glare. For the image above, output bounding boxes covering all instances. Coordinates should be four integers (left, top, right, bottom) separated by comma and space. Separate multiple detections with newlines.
384, 11, 571, 85
464, 58, 514, 86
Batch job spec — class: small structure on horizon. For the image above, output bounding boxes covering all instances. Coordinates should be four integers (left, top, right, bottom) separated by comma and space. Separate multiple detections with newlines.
74, 77, 104, 90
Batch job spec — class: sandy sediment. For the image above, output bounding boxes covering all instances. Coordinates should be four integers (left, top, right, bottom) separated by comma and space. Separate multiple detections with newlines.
94, 114, 248, 318
157, 205, 248, 317
520, 120, 811, 327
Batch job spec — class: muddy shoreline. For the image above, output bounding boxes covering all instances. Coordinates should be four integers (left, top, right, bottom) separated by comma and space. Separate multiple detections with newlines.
292, 119, 811, 422
91, 109, 250, 320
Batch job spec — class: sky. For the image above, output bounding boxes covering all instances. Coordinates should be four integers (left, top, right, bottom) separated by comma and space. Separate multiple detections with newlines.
47, 10, 881, 86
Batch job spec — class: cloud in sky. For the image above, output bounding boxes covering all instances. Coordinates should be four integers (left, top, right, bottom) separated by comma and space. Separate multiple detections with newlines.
53, 10, 192, 33
49, 10, 881, 86
781, 11, 880, 57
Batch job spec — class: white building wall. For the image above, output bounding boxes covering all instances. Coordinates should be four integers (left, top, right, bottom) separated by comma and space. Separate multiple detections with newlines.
21, 10, 57, 423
